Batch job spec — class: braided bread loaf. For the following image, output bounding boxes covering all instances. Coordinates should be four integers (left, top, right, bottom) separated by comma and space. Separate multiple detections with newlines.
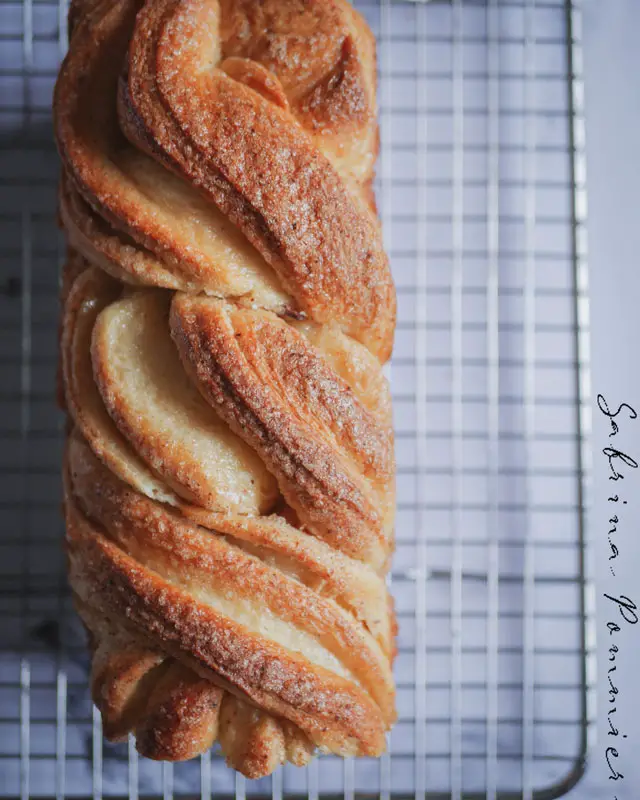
54, 0, 397, 777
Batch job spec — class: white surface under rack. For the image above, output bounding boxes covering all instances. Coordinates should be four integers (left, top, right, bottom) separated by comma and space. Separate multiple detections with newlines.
0, 0, 593, 798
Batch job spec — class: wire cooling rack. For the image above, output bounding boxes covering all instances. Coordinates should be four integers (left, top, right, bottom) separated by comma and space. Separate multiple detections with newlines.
0, 0, 593, 797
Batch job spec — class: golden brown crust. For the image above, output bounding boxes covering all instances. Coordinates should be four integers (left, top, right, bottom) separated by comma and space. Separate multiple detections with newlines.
55, 0, 397, 777
218, 0, 379, 189
133, 664, 223, 761
82, 609, 168, 742
80, 596, 311, 769
120, 0, 394, 359
66, 497, 389, 757
78, 600, 224, 760
171, 294, 394, 568
81, 593, 311, 770
57, 250, 88, 412
91, 291, 279, 513
59, 176, 187, 291
61, 266, 179, 505
57, 0, 393, 357
70, 425, 392, 654
55, 1, 289, 310
182, 507, 394, 656
67, 434, 394, 720
218, 695, 313, 778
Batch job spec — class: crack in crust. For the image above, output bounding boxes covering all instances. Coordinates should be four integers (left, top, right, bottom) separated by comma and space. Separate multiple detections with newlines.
54, 0, 397, 777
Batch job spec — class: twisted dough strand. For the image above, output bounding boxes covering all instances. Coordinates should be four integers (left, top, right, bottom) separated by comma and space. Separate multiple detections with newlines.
55, 0, 396, 777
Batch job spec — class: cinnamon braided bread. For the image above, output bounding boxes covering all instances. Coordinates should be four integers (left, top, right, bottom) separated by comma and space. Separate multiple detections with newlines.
54, 0, 397, 777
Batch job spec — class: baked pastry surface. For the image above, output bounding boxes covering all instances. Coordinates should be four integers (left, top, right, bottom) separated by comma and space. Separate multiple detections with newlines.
55, 0, 396, 777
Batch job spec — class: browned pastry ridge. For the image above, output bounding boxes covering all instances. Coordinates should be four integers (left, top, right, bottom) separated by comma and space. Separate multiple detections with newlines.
54, 0, 397, 778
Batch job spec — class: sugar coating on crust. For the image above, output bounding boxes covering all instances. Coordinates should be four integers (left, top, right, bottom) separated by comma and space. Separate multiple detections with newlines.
54, 0, 397, 777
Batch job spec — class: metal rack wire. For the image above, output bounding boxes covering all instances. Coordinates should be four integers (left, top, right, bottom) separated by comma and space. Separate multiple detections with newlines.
0, 0, 592, 797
